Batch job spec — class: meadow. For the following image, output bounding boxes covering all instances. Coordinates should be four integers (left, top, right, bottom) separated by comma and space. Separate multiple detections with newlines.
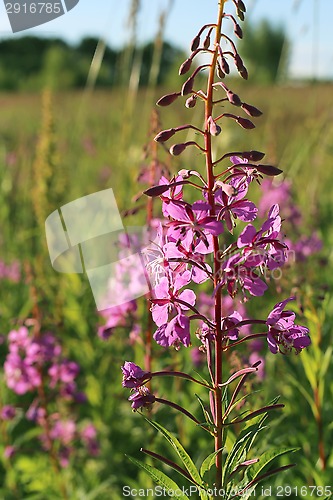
0, 78, 333, 499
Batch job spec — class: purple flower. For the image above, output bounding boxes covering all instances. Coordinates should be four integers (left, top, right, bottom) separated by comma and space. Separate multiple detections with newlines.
221, 311, 243, 340
4, 446, 16, 459
128, 386, 155, 410
81, 423, 99, 456
238, 204, 287, 270
215, 177, 258, 232
121, 362, 150, 388
151, 271, 196, 327
0, 405, 16, 421
153, 313, 191, 349
221, 254, 268, 298
166, 200, 223, 247
50, 419, 76, 446
266, 297, 311, 354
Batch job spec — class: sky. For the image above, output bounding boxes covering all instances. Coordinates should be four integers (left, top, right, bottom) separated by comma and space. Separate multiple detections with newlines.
0, 0, 332, 79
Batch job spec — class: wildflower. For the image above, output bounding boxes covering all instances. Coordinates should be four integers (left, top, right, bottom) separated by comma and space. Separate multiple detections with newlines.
0, 405, 16, 421
266, 297, 311, 354
153, 313, 191, 348
121, 362, 150, 388
129, 386, 155, 410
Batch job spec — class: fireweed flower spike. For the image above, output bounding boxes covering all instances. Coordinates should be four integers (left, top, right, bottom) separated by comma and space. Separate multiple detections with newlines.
122, 0, 311, 494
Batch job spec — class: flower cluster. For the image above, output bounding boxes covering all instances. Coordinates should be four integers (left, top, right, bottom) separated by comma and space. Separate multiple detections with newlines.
2, 326, 99, 465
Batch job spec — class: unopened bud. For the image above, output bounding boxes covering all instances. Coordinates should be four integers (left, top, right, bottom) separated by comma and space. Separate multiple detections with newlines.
208, 116, 221, 136
236, 8, 245, 21
235, 54, 245, 72
237, 0, 246, 13
241, 102, 263, 117
185, 95, 197, 108
156, 92, 180, 106
191, 35, 200, 51
242, 150, 265, 162
227, 90, 241, 106
221, 57, 230, 75
154, 128, 176, 143
179, 58, 192, 76
234, 24, 243, 39
182, 75, 195, 96
216, 62, 225, 79
236, 117, 255, 129
203, 34, 211, 50
170, 143, 187, 156
256, 164, 283, 176
240, 66, 248, 80
178, 169, 191, 178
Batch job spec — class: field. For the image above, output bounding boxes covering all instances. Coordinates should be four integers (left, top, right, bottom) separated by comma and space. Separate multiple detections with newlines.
0, 81, 333, 499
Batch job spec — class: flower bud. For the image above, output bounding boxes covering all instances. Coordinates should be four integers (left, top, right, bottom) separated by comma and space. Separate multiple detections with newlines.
203, 33, 211, 49
234, 23, 243, 39
221, 57, 230, 74
241, 102, 262, 117
154, 128, 176, 143
237, 0, 246, 12
240, 66, 248, 80
185, 95, 197, 108
236, 117, 255, 129
191, 35, 200, 51
144, 184, 171, 197
236, 8, 245, 21
179, 57, 192, 76
242, 150, 265, 162
156, 92, 180, 107
182, 75, 195, 96
256, 164, 283, 176
170, 143, 187, 156
227, 90, 241, 106
235, 54, 245, 72
216, 62, 225, 79
178, 169, 191, 178
208, 116, 221, 136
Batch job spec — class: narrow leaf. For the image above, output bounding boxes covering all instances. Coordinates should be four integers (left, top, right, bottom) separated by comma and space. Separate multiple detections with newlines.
200, 448, 224, 477
145, 419, 205, 487
141, 448, 194, 483
127, 455, 190, 499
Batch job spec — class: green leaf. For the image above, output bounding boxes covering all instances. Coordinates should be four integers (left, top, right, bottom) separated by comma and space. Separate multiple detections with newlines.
126, 455, 190, 499
299, 348, 317, 390
200, 448, 224, 478
195, 393, 213, 426
144, 419, 205, 488
245, 447, 299, 482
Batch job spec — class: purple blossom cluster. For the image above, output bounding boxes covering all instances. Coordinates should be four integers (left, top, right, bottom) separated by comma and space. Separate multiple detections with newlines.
0, 259, 20, 283
2, 326, 99, 465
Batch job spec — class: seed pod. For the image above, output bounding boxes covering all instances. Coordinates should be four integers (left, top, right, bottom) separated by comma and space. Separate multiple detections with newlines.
154, 128, 176, 143
156, 92, 180, 106
170, 143, 187, 156
236, 117, 255, 129
179, 57, 192, 76
241, 102, 263, 117
191, 35, 200, 51
185, 95, 197, 108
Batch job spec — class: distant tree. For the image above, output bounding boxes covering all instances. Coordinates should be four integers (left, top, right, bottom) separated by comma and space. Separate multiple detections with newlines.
240, 20, 289, 83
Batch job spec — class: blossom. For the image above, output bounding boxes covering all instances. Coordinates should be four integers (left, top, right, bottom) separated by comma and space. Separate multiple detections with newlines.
221, 311, 243, 340
238, 204, 287, 270
221, 254, 268, 298
165, 200, 224, 248
215, 176, 258, 232
121, 362, 150, 388
151, 271, 196, 327
128, 386, 155, 410
266, 297, 311, 354
153, 313, 191, 348
0, 405, 16, 421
